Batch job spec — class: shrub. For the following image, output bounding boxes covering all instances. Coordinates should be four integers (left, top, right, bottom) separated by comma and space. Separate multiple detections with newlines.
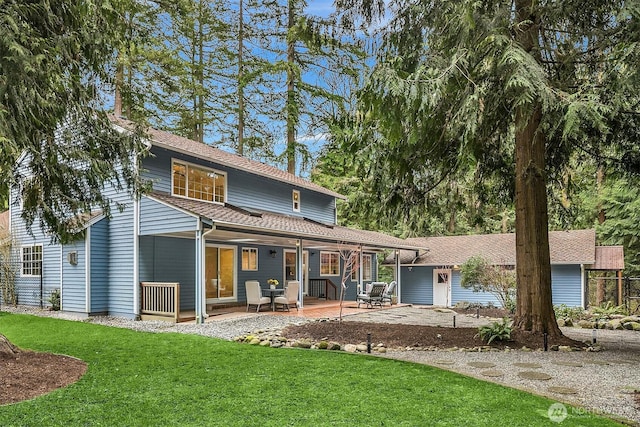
475, 318, 512, 344
460, 256, 516, 310
590, 301, 626, 319
553, 304, 584, 320
48, 289, 61, 311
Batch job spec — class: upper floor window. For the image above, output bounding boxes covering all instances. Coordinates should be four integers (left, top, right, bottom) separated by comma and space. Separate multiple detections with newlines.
22, 245, 42, 277
292, 190, 300, 212
351, 254, 372, 281
320, 251, 340, 276
241, 248, 258, 271
172, 160, 225, 204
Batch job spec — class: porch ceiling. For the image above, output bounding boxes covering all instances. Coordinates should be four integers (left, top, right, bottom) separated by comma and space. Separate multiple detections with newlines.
147, 192, 424, 252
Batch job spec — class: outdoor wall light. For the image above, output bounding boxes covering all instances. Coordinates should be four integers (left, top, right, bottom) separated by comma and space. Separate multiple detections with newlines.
67, 251, 78, 266
269, 249, 277, 258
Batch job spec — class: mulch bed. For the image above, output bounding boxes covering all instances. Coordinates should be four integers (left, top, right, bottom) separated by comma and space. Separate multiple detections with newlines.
0, 350, 87, 405
282, 321, 587, 350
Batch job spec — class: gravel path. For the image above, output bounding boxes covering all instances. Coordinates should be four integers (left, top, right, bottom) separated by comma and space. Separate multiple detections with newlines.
0, 305, 312, 341
3, 305, 639, 425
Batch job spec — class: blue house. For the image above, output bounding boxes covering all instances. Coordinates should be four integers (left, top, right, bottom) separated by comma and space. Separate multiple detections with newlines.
5, 118, 419, 322
391, 229, 624, 309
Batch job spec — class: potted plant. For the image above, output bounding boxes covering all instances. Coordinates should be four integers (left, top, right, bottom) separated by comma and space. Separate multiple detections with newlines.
267, 279, 279, 289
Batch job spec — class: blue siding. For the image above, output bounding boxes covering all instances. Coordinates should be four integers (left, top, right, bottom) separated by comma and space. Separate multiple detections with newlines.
399, 266, 434, 305
139, 196, 198, 236
9, 181, 62, 308
104, 179, 135, 318
551, 265, 583, 307
90, 219, 109, 313
61, 239, 86, 312
451, 271, 501, 306
402, 264, 584, 308
139, 236, 196, 310
236, 245, 280, 301
142, 147, 336, 224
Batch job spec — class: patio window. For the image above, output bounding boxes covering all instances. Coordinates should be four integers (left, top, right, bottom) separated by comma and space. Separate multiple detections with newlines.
320, 251, 340, 276
172, 160, 225, 204
22, 245, 42, 277
292, 190, 300, 212
241, 248, 258, 271
351, 254, 372, 281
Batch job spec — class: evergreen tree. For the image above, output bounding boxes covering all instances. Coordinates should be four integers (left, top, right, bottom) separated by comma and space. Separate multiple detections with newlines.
338, 1, 640, 334
0, 0, 146, 243
253, 0, 365, 174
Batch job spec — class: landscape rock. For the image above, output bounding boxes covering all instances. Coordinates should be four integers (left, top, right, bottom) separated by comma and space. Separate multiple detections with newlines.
344, 344, 357, 353
356, 344, 368, 352
328, 342, 342, 350
578, 320, 594, 329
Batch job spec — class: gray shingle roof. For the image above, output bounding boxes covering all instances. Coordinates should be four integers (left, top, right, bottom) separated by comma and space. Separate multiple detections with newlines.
149, 192, 423, 250
391, 229, 597, 265
110, 115, 344, 199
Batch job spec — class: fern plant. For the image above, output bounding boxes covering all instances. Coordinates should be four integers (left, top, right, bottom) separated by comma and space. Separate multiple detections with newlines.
475, 318, 512, 344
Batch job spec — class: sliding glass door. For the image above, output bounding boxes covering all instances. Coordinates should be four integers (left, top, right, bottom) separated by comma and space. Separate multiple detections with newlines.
205, 245, 236, 302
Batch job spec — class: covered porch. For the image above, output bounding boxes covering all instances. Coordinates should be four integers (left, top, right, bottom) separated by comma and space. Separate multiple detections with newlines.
137, 192, 423, 323
179, 297, 412, 323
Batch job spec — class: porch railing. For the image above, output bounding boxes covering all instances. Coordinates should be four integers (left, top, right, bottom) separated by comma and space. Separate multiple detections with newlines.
308, 278, 338, 300
140, 282, 180, 322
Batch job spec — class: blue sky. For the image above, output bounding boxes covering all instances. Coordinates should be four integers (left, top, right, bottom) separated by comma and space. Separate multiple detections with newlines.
305, 0, 336, 18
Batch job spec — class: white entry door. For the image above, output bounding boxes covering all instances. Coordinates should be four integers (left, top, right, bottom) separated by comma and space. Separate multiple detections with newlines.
433, 269, 451, 306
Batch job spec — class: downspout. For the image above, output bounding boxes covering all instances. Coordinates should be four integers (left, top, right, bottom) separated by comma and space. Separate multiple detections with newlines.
581, 264, 586, 309
196, 222, 216, 323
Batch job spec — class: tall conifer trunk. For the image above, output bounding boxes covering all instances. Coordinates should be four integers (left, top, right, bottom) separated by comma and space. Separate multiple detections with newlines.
286, 0, 296, 174
512, 0, 561, 336
237, 0, 245, 156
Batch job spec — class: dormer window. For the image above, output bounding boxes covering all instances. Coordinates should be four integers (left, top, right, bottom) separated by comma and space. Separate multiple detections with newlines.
292, 190, 300, 212
172, 160, 226, 204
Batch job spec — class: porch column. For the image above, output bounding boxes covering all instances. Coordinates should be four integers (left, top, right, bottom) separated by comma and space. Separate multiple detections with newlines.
395, 250, 401, 303
195, 222, 204, 324
358, 246, 364, 292
296, 239, 304, 308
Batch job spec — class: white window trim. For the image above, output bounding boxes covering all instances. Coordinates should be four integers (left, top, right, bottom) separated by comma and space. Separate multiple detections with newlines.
21, 244, 43, 277
351, 254, 372, 281
241, 247, 259, 271
320, 251, 340, 276
292, 189, 301, 212
171, 158, 227, 205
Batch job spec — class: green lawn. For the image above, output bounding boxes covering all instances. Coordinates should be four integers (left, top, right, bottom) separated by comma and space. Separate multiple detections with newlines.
0, 312, 622, 426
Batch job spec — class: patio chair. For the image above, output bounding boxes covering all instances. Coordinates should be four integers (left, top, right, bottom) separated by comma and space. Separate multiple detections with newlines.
274, 281, 299, 311
245, 280, 270, 312
356, 282, 387, 308
381, 280, 397, 306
